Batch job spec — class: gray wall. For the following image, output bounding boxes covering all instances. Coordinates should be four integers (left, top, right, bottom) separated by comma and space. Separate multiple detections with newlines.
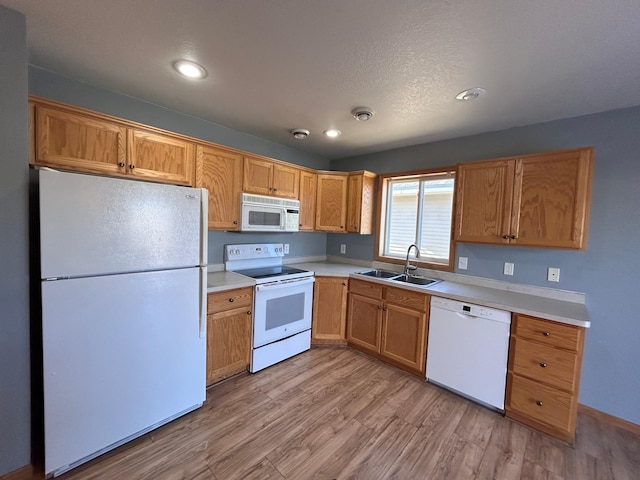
0, 6, 30, 476
330, 106, 640, 424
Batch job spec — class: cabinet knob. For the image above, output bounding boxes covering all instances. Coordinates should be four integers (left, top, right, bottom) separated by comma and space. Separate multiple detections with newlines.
246, 311, 251, 315
539, 362, 547, 368
340, 226, 344, 229
502, 235, 509, 239
342, 282, 347, 286
535, 400, 543, 407
273, 188, 277, 191
228, 298, 234, 303
542, 331, 550, 337
118, 162, 125, 167
233, 220, 238, 225
510, 235, 517, 239
129, 164, 135, 169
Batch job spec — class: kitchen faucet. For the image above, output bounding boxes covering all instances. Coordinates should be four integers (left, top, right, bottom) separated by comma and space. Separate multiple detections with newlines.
404, 244, 420, 276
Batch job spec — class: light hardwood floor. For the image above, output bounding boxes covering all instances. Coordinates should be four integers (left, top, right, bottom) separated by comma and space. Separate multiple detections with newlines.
55, 348, 639, 480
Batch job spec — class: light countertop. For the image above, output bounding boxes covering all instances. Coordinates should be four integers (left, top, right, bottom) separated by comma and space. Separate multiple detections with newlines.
206, 271, 255, 293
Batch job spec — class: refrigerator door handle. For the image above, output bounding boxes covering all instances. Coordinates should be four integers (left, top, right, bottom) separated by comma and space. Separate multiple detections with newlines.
199, 267, 207, 339
199, 188, 208, 267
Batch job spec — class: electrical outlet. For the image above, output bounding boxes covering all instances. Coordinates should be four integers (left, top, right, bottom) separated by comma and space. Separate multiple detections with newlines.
504, 262, 514, 276
458, 256, 468, 270
340, 244, 346, 254
547, 267, 560, 282
283, 244, 289, 254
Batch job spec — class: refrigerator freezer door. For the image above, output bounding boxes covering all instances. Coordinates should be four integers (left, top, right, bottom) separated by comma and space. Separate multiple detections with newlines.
40, 170, 202, 279
42, 268, 205, 476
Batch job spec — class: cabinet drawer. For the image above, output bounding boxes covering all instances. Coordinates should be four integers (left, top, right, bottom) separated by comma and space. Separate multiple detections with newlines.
507, 374, 574, 433
510, 338, 579, 392
349, 279, 383, 299
208, 287, 253, 313
513, 314, 582, 352
385, 286, 428, 312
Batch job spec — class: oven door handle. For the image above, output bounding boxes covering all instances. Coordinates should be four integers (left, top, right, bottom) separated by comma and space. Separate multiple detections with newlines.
255, 276, 315, 292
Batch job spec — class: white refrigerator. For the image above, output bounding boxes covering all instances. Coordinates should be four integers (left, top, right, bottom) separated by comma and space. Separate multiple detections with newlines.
38, 170, 208, 477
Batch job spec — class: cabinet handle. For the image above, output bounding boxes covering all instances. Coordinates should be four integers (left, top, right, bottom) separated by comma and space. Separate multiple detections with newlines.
536, 400, 543, 407
542, 331, 550, 337
129, 164, 135, 169
502, 235, 509, 239
539, 362, 547, 368
342, 282, 347, 286
510, 235, 517, 239
246, 311, 251, 315
228, 298, 234, 303
118, 162, 125, 167
233, 220, 238, 225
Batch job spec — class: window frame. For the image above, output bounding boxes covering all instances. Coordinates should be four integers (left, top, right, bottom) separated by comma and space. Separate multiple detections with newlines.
374, 166, 457, 272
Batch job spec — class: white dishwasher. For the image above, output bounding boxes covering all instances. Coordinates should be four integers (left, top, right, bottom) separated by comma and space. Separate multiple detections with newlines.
426, 297, 511, 410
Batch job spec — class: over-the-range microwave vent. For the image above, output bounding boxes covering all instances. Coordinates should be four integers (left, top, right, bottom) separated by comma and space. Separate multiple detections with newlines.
241, 193, 299, 208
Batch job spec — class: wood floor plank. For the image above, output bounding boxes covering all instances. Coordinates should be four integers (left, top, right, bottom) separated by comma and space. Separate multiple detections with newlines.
51, 348, 640, 480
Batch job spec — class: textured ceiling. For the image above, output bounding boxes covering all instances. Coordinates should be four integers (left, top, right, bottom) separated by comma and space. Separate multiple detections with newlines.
3, 0, 640, 159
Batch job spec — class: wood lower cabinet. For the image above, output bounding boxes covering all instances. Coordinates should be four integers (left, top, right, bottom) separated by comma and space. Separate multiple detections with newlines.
206, 287, 253, 385
196, 144, 243, 230
298, 170, 317, 231
455, 147, 593, 249
346, 170, 377, 234
243, 156, 300, 198
315, 172, 348, 232
347, 279, 429, 377
311, 276, 348, 345
505, 314, 585, 441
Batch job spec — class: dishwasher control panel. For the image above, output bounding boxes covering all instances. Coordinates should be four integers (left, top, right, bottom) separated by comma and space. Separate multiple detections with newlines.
431, 297, 511, 323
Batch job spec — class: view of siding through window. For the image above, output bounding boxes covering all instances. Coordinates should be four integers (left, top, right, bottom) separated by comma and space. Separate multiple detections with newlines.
385, 174, 454, 264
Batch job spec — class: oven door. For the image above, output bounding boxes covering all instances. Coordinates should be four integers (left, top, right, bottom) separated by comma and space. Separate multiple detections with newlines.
241, 203, 285, 232
253, 276, 315, 348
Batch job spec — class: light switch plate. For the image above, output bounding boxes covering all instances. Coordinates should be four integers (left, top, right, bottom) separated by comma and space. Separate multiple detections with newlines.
548, 267, 560, 282
284, 244, 289, 254
458, 256, 468, 270
504, 262, 514, 276
340, 244, 346, 254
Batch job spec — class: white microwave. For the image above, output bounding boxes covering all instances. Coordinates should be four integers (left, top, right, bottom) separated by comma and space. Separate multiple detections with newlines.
240, 193, 300, 232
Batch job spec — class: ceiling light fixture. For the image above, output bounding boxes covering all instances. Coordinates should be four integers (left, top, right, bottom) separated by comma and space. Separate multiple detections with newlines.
291, 129, 310, 139
351, 107, 375, 121
323, 129, 341, 138
455, 87, 486, 101
173, 60, 207, 79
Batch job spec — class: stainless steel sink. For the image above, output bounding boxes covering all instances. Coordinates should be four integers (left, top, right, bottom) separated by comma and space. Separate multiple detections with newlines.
356, 269, 401, 279
391, 274, 440, 286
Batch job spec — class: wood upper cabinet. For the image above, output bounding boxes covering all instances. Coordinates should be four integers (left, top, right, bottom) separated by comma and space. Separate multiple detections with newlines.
315, 172, 348, 232
455, 148, 593, 249
346, 170, 377, 234
127, 129, 195, 186
505, 314, 585, 441
206, 287, 253, 385
196, 144, 243, 230
33, 104, 127, 176
347, 278, 429, 377
298, 170, 317, 231
311, 276, 348, 345
243, 155, 300, 198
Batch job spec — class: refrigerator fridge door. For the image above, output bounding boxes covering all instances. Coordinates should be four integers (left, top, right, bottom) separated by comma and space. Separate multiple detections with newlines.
39, 170, 203, 279
42, 267, 205, 476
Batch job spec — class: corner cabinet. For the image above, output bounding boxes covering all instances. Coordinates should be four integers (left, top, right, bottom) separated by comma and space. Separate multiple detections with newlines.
346, 170, 377, 234
455, 147, 593, 249
347, 278, 429, 377
243, 155, 300, 199
196, 144, 243, 230
505, 314, 586, 441
311, 277, 348, 345
206, 287, 253, 386
315, 172, 348, 232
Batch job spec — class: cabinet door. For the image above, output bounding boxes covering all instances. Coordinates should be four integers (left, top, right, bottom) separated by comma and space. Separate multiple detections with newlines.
346, 172, 376, 234
346, 174, 363, 233
312, 277, 348, 345
381, 303, 428, 375
316, 173, 348, 232
196, 145, 243, 230
298, 170, 317, 230
206, 306, 252, 385
272, 164, 300, 198
35, 105, 127, 175
243, 156, 273, 195
347, 293, 382, 353
511, 149, 593, 249
455, 159, 515, 244
127, 129, 195, 186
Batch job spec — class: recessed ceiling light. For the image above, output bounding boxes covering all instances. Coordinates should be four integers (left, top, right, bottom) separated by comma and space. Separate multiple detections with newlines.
173, 60, 207, 79
455, 87, 486, 101
291, 129, 310, 139
323, 129, 341, 138
351, 107, 375, 121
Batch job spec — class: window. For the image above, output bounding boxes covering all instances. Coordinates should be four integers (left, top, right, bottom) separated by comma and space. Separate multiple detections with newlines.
377, 169, 455, 270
